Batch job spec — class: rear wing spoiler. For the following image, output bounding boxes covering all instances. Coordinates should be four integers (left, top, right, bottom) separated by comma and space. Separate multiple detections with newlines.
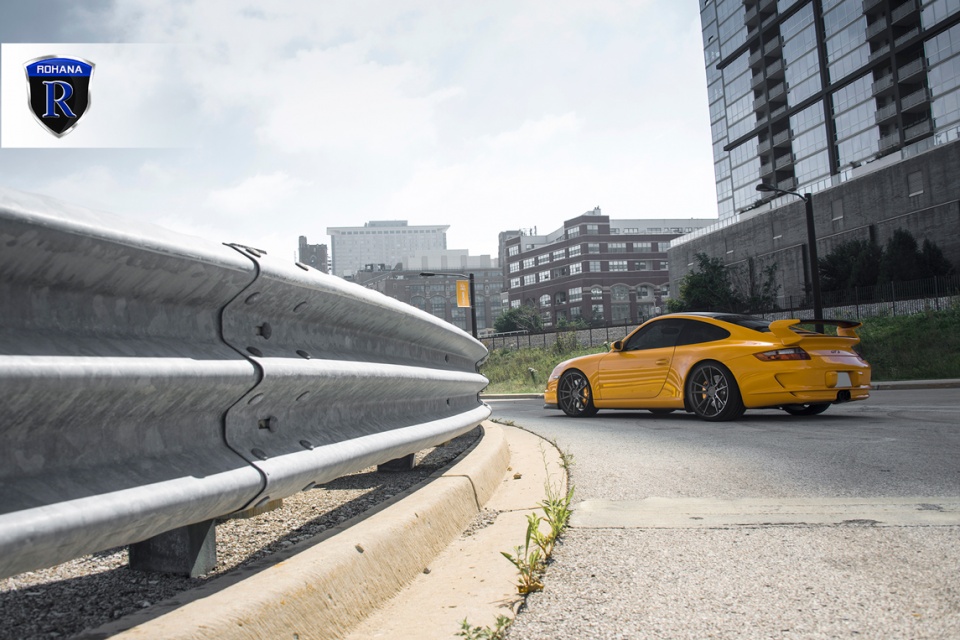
768, 319, 862, 346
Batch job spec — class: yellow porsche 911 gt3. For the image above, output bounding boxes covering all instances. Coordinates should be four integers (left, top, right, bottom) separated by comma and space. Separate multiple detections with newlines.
543, 312, 871, 421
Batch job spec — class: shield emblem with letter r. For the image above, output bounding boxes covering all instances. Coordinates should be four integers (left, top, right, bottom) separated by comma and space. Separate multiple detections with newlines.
24, 55, 95, 138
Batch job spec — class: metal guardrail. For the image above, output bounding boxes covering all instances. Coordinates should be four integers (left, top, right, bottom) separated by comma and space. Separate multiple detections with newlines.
0, 187, 490, 580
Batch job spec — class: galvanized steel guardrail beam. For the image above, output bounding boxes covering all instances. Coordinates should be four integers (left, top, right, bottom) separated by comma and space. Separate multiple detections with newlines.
0, 187, 490, 581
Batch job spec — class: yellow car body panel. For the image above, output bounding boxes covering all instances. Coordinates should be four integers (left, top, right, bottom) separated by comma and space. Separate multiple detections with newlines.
543, 313, 871, 420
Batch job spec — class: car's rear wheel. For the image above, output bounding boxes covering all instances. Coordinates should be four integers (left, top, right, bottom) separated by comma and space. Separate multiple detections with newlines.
782, 403, 830, 416
557, 370, 598, 417
686, 361, 745, 422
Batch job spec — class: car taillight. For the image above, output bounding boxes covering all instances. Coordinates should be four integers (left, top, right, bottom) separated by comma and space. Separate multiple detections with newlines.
754, 347, 810, 361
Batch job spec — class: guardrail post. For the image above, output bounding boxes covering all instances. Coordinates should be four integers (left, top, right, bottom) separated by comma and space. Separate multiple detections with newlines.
129, 520, 217, 577
378, 453, 416, 472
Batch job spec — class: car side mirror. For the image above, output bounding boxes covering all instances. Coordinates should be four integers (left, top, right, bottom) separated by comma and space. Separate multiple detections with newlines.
611, 340, 623, 352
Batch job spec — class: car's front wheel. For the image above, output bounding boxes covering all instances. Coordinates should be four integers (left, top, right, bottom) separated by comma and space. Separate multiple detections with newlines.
685, 361, 745, 422
782, 403, 830, 416
557, 370, 598, 417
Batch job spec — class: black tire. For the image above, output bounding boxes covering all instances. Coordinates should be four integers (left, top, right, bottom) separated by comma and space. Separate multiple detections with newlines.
685, 361, 745, 422
649, 409, 676, 415
557, 370, 598, 417
782, 403, 830, 416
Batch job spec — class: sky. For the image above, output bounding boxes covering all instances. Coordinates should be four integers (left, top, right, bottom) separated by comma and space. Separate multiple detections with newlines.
0, 0, 717, 261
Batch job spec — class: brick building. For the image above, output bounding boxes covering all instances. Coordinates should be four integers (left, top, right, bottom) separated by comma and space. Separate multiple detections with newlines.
501, 209, 713, 327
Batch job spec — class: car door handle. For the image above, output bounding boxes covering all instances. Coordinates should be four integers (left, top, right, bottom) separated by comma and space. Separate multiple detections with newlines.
655, 359, 669, 366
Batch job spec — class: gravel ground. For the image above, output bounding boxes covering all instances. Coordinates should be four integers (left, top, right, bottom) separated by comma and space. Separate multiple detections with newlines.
506, 526, 960, 639
0, 428, 481, 640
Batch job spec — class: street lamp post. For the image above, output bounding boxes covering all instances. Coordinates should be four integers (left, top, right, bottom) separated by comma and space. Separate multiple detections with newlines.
420, 271, 478, 340
756, 183, 824, 331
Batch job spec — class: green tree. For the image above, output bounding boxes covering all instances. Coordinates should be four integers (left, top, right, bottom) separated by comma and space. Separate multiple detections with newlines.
556, 316, 589, 331
744, 262, 781, 313
919, 239, 955, 278
667, 252, 742, 313
819, 239, 882, 291
493, 305, 543, 333
879, 229, 922, 282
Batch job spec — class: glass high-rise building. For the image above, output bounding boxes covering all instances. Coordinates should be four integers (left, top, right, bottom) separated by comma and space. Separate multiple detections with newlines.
701, 0, 960, 219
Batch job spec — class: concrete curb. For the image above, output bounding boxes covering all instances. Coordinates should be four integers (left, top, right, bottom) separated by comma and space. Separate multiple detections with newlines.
99, 422, 510, 640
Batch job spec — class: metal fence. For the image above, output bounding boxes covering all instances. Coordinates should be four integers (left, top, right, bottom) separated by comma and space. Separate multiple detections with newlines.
481, 274, 960, 352
0, 187, 490, 580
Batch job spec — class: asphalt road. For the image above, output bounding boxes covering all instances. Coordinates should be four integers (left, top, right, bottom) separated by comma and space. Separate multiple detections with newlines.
490, 389, 960, 639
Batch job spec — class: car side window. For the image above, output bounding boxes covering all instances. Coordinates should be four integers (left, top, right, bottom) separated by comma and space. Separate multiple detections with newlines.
623, 320, 683, 351
675, 319, 730, 346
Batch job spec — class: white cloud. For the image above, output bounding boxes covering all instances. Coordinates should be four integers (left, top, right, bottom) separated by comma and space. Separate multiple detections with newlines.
481, 113, 582, 151
1, 1, 718, 265
205, 172, 309, 217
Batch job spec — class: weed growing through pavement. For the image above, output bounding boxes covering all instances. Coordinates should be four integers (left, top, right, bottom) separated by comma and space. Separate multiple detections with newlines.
456, 615, 512, 639
500, 519, 545, 594
501, 442, 575, 595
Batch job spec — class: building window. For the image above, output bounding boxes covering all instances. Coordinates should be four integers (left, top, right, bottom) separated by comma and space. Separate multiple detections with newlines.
569, 245, 581, 257
570, 305, 582, 318
509, 262, 520, 273
552, 249, 565, 260
430, 296, 445, 318
569, 287, 582, 302
612, 304, 631, 323
611, 284, 630, 302
551, 266, 570, 279
539, 294, 551, 308
908, 170, 924, 196
587, 260, 600, 272
633, 260, 647, 270
522, 258, 535, 269
538, 254, 551, 265
410, 295, 427, 311
508, 245, 519, 257
587, 243, 601, 253
555, 291, 567, 305
831, 199, 844, 221
539, 270, 551, 282
510, 299, 521, 308
634, 242, 652, 252
523, 274, 536, 285
591, 304, 604, 321
586, 224, 599, 234
638, 285, 650, 298
510, 277, 520, 288
609, 260, 628, 271
591, 286, 603, 300
608, 242, 627, 252
570, 262, 583, 275
660, 261, 668, 270
567, 227, 581, 239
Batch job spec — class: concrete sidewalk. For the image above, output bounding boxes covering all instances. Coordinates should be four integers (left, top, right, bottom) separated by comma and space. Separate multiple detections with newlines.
87, 422, 564, 639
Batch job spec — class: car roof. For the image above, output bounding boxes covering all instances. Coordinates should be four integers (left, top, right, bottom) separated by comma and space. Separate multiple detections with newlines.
651, 312, 772, 332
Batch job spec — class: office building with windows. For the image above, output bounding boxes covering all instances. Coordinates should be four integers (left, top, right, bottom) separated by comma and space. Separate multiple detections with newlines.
501, 209, 713, 327
669, 0, 960, 305
326, 220, 448, 277
702, 0, 960, 218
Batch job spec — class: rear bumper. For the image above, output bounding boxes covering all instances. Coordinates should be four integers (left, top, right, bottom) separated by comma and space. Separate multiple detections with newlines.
742, 385, 870, 408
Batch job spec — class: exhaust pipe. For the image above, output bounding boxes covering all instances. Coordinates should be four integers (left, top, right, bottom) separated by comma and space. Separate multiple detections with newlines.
836, 390, 851, 403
